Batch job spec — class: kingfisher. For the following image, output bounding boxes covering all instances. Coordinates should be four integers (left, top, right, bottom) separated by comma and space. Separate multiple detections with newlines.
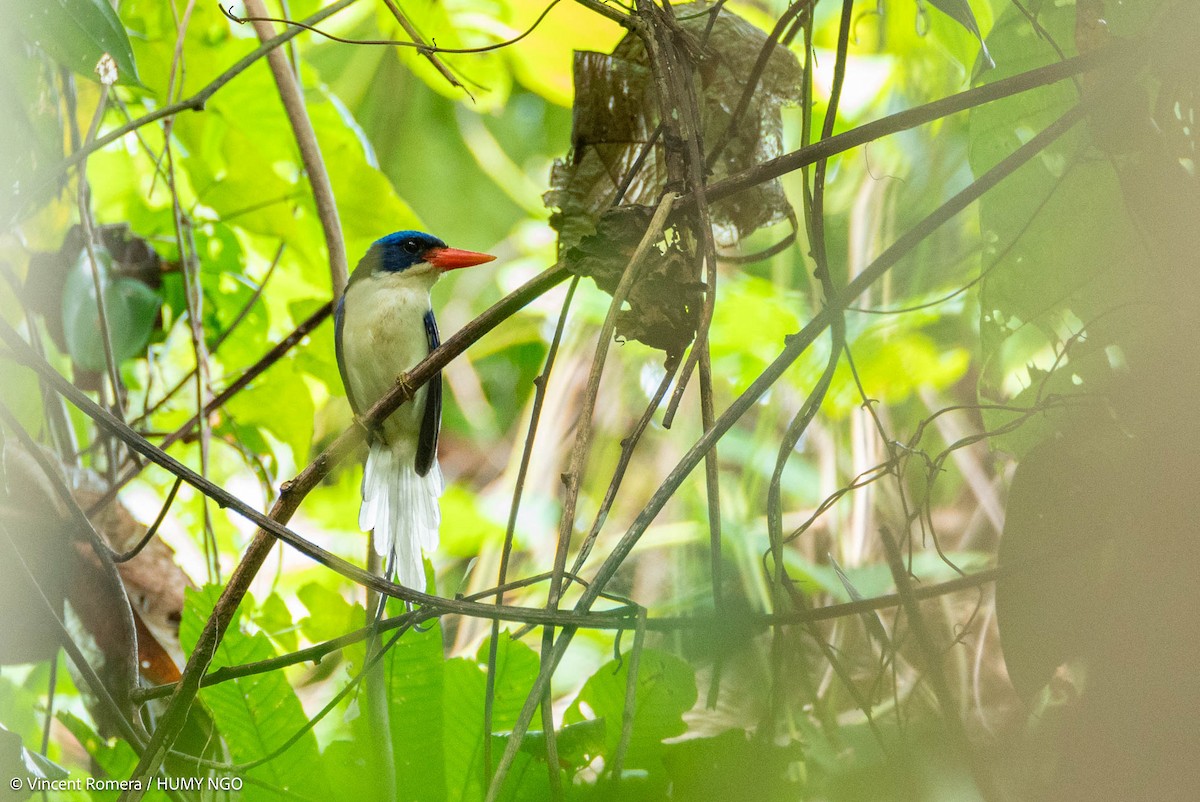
335, 231, 495, 590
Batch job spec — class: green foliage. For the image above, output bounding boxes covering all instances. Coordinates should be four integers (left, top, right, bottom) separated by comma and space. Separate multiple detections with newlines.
11, 0, 141, 86
924, 0, 993, 68
662, 729, 803, 802
60, 245, 162, 372
1, 0, 1192, 799
968, 0, 1166, 456
370, 626, 548, 802
56, 712, 141, 794
180, 586, 331, 800
382, 619, 447, 799
566, 649, 697, 779
442, 638, 542, 800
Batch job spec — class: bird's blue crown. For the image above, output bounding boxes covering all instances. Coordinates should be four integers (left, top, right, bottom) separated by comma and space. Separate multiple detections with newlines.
367, 230, 447, 273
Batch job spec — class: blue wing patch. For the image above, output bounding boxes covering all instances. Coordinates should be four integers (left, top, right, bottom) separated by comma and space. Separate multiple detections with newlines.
416, 309, 441, 476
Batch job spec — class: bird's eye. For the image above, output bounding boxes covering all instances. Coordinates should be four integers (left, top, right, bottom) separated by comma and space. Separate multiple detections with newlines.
403, 239, 420, 254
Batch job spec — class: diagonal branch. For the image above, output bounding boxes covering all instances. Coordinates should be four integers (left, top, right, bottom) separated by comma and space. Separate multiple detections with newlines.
697, 42, 1137, 208
90, 302, 333, 514
379, 0, 466, 94
103, 262, 568, 799
535, 192, 678, 791
43, 0, 360, 194
486, 95, 1092, 797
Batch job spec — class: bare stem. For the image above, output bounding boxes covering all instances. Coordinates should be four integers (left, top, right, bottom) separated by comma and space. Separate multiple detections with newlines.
243, 0, 348, 296
485, 97, 1091, 796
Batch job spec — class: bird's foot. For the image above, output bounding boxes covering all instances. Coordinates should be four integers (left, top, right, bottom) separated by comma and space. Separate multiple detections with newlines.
395, 373, 416, 400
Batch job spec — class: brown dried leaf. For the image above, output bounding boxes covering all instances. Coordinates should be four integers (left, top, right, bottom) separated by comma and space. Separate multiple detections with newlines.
547, 3, 801, 253
546, 3, 800, 354
0, 444, 73, 664
76, 486, 192, 682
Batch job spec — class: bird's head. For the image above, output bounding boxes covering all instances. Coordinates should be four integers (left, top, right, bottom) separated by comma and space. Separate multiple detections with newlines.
355, 230, 495, 283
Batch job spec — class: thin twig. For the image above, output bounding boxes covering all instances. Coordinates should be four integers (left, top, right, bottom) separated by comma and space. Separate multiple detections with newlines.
162, 138, 220, 580
545, 194, 677, 613
75, 88, 128, 431
607, 607, 646, 783
705, 0, 813, 170
94, 302, 333, 513
133, 243, 284, 428
569, 356, 680, 575
224, 0, 567, 57
379, 0, 467, 94
572, 0, 633, 27
486, 97, 1093, 797
44, 0, 359, 190
40, 657, 57, 759
695, 43, 1136, 210
112, 477, 183, 563
482, 275, 579, 786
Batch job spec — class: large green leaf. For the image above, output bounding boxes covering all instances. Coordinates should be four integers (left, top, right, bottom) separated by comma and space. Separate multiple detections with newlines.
223, 362, 316, 470
924, 0, 994, 68
442, 658, 490, 801
60, 245, 162, 372
57, 711, 139, 785
321, 739, 381, 802
11, 0, 141, 85
0, 22, 65, 224
180, 586, 331, 801
565, 649, 697, 772
663, 729, 804, 802
967, 1, 1153, 456
170, 77, 302, 243
442, 637, 541, 802
298, 582, 367, 649
384, 620, 446, 801
254, 592, 299, 653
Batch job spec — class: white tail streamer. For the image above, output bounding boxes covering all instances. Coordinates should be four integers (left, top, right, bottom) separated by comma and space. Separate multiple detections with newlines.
359, 443, 444, 591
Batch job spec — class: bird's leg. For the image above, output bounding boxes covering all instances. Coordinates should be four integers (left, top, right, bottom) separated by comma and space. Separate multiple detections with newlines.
357, 372, 417, 446
353, 413, 390, 447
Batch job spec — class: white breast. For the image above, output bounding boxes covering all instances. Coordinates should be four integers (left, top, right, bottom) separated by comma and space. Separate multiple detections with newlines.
340, 271, 437, 452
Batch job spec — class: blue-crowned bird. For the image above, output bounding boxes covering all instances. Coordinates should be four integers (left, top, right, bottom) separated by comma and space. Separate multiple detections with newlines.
335, 231, 495, 590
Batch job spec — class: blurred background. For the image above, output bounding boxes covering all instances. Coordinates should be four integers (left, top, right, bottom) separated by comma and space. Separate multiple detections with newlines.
1, 0, 1196, 799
